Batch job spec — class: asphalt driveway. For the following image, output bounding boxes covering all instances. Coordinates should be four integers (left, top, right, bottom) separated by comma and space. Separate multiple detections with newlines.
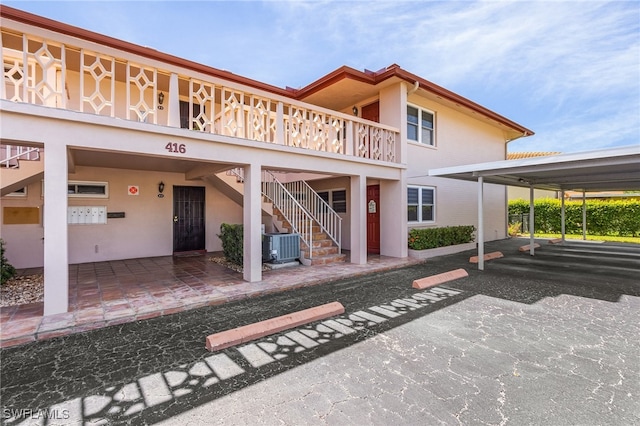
1, 238, 639, 425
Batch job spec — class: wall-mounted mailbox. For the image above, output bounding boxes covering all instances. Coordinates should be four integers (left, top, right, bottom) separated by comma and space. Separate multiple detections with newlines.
68, 206, 107, 224
107, 212, 125, 219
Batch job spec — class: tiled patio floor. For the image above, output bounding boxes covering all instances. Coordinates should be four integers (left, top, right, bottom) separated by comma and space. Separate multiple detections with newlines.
0, 253, 424, 348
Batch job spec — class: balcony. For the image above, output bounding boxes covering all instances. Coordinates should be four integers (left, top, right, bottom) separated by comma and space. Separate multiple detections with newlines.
1, 26, 400, 164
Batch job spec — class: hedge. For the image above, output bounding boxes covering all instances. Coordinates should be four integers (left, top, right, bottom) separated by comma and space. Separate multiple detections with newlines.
509, 198, 640, 237
408, 225, 476, 250
218, 223, 243, 266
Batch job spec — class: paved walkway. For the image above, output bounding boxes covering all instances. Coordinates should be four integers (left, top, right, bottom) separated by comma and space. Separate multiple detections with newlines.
0, 252, 424, 348
1, 238, 638, 425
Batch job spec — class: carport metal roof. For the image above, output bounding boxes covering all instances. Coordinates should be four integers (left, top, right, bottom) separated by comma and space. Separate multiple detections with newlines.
428, 145, 640, 192
428, 145, 640, 270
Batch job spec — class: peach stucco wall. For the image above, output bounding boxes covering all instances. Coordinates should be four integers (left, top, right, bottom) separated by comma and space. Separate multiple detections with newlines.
1, 166, 242, 268
404, 93, 508, 241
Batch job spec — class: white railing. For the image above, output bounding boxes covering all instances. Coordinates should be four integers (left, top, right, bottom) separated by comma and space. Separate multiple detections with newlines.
261, 171, 315, 259
0, 144, 40, 168
1, 26, 401, 164
281, 180, 342, 251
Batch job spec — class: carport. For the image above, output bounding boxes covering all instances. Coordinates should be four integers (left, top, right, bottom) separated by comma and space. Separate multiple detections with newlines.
429, 146, 640, 270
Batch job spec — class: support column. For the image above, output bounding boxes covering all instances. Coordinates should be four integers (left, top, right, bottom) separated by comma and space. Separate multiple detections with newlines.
582, 191, 587, 240
379, 172, 407, 258
529, 185, 535, 256
168, 73, 180, 128
561, 190, 566, 242
477, 177, 484, 271
243, 163, 262, 282
350, 175, 367, 264
43, 142, 69, 315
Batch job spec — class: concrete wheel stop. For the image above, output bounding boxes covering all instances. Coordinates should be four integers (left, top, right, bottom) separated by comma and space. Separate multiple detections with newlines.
469, 251, 503, 263
412, 268, 469, 289
205, 301, 345, 351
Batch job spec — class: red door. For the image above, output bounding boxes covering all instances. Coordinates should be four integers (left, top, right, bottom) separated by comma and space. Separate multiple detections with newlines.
367, 185, 380, 254
361, 101, 379, 122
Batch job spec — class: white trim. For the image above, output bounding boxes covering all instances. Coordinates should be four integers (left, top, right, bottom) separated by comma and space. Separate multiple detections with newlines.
4, 187, 27, 197
407, 185, 436, 223
67, 180, 109, 198
407, 103, 436, 147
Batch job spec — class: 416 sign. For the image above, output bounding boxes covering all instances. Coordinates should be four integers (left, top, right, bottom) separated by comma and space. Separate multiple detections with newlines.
165, 142, 186, 154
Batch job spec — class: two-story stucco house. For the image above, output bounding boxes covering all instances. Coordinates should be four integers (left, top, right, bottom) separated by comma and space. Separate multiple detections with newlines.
0, 6, 533, 317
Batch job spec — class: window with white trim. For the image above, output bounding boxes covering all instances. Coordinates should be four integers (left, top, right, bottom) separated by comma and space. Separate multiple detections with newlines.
408, 186, 435, 222
407, 105, 435, 146
317, 189, 347, 213
5, 187, 27, 197
67, 181, 109, 198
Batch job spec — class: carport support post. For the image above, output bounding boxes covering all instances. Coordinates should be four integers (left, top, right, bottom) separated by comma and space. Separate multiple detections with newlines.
582, 191, 587, 240
529, 184, 535, 256
477, 176, 484, 271
561, 190, 566, 242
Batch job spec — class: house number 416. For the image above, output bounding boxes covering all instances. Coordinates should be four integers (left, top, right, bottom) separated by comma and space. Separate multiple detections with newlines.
165, 142, 186, 154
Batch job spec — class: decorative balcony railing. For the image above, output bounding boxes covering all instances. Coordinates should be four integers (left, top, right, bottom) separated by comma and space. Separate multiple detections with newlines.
0, 26, 400, 164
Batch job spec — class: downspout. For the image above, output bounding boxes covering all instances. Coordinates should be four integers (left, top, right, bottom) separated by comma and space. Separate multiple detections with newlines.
407, 81, 419, 96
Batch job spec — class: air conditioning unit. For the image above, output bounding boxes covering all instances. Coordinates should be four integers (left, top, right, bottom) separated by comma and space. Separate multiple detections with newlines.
262, 233, 300, 263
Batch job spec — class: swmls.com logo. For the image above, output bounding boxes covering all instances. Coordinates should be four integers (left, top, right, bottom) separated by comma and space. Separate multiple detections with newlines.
2, 408, 70, 420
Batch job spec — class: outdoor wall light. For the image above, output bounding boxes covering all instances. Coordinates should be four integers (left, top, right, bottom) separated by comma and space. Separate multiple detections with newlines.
352, 106, 358, 116
158, 92, 165, 105
158, 181, 165, 193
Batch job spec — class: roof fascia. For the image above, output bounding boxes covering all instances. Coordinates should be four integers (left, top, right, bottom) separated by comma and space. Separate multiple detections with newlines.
295, 64, 534, 137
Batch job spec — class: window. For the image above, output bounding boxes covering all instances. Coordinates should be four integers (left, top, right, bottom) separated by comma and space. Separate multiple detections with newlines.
5, 187, 27, 197
317, 189, 347, 213
407, 105, 435, 146
408, 186, 435, 222
180, 100, 203, 130
67, 181, 109, 198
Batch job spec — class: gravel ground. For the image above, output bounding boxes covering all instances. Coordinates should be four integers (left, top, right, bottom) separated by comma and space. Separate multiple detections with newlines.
0, 274, 43, 307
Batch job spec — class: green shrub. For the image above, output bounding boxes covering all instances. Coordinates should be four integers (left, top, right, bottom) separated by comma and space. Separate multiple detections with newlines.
509, 198, 640, 237
1, 239, 17, 285
408, 225, 475, 250
217, 223, 243, 266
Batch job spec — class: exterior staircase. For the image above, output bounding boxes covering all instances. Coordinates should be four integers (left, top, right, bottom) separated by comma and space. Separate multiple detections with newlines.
272, 206, 346, 265
1, 144, 43, 196
220, 169, 345, 266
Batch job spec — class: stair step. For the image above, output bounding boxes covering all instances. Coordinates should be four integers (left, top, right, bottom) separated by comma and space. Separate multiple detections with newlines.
307, 253, 347, 266
302, 246, 339, 257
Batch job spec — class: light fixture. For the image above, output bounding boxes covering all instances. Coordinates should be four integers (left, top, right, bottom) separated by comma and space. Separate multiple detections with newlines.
158, 92, 164, 105
352, 106, 358, 116
158, 181, 165, 193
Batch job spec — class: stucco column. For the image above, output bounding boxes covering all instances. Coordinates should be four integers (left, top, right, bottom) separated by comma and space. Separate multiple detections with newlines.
243, 163, 262, 282
349, 175, 367, 264
167, 73, 180, 128
379, 172, 407, 257
43, 142, 69, 315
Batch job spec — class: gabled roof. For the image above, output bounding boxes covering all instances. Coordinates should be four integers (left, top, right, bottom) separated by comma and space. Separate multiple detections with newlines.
0, 5, 533, 140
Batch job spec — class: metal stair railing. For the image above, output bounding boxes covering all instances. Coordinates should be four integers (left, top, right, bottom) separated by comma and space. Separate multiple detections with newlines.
261, 171, 315, 259
281, 180, 341, 252
0, 145, 40, 168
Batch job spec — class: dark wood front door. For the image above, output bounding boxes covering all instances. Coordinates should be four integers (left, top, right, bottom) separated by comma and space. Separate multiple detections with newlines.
173, 186, 205, 253
367, 185, 380, 254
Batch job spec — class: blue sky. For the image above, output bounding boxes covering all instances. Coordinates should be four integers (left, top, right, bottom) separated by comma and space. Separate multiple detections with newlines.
4, 0, 639, 153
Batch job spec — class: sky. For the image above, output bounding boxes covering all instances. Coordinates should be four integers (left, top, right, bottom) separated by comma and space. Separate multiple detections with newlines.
3, 0, 639, 153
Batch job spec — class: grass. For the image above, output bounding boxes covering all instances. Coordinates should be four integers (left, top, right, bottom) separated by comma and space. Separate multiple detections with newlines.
519, 233, 640, 244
